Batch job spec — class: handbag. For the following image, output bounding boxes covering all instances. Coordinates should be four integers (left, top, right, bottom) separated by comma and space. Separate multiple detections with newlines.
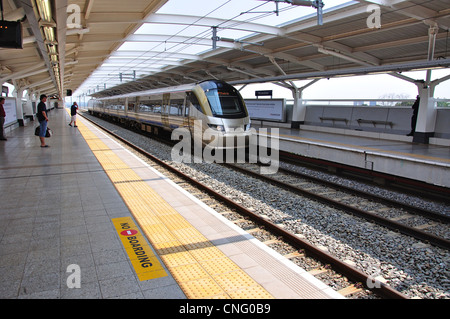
34, 126, 52, 137
46, 127, 53, 138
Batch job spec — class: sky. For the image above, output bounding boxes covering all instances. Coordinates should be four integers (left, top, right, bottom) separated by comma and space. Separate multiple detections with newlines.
237, 69, 450, 100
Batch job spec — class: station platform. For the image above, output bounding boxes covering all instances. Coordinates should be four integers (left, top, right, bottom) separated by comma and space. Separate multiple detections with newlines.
255, 122, 450, 189
0, 107, 344, 299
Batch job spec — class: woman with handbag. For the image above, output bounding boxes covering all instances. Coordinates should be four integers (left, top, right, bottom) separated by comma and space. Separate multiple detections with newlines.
37, 94, 49, 148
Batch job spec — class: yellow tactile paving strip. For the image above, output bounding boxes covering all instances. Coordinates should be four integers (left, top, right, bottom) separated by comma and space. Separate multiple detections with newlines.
76, 118, 273, 299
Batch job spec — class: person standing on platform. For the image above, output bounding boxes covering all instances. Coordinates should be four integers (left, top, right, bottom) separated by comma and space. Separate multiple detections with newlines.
37, 94, 49, 147
0, 97, 7, 141
69, 102, 78, 127
407, 95, 420, 136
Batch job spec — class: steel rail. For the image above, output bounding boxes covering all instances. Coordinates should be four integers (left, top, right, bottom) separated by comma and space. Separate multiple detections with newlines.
276, 165, 450, 224
280, 151, 450, 202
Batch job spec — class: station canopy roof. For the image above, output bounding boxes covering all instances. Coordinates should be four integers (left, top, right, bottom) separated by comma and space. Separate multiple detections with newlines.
0, 0, 449, 99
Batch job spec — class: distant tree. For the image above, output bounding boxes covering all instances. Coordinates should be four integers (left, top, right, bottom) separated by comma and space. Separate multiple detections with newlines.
379, 93, 410, 106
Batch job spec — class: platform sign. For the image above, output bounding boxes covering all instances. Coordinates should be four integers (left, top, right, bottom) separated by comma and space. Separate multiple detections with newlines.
244, 98, 286, 122
255, 90, 273, 98
3, 97, 17, 127
112, 217, 167, 281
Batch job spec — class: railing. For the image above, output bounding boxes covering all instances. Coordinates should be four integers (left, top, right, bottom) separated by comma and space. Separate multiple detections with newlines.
285, 99, 450, 107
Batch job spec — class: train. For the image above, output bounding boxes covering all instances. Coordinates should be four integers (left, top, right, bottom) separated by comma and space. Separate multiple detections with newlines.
87, 80, 252, 150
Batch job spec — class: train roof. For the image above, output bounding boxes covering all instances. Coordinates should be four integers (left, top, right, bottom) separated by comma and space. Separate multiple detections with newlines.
96, 82, 198, 101
95, 79, 237, 101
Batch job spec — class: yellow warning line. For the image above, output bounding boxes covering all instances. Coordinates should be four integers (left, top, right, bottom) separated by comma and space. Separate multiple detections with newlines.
76, 117, 273, 299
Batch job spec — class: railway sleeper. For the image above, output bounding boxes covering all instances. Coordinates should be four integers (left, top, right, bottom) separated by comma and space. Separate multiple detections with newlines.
283, 251, 305, 259
308, 267, 330, 276
263, 239, 281, 245
337, 284, 364, 297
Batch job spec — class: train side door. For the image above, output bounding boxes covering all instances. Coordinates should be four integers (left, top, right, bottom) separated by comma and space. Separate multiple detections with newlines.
162, 93, 170, 130
186, 91, 205, 144
183, 92, 190, 129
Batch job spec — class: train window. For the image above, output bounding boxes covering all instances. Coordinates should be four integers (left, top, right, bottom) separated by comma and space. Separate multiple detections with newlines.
187, 92, 202, 113
169, 98, 184, 116
139, 96, 162, 113
199, 81, 247, 119
128, 97, 137, 111
105, 98, 125, 110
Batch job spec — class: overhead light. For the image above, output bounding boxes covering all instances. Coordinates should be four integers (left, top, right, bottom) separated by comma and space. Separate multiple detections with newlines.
66, 27, 90, 36
34, 0, 63, 96
48, 44, 57, 55
43, 26, 55, 42
35, 0, 52, 23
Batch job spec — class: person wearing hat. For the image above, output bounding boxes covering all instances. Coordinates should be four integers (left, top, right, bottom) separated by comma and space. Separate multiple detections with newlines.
37, 94, 49, 147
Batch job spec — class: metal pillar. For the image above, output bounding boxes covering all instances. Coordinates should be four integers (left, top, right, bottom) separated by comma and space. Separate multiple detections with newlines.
291, 79, 320, 128
13, 84, 25, 126
413, 85, 437, 144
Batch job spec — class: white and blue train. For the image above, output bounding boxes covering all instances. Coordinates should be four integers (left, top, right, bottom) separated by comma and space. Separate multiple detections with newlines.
88, 80, 252, 149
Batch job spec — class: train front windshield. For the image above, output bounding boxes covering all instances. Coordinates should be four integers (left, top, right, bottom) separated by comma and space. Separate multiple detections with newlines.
200, 81, 248, 119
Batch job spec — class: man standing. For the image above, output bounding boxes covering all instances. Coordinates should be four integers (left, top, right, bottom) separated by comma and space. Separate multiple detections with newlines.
0, 97, 6, 141
407, 95, 420, 136
37, 94, 49, 147
69, 101, 78, 127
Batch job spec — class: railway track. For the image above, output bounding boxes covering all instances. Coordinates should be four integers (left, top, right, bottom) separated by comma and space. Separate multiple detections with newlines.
279, 151, 450, 203
225, 162, 450, 251
80, 112, 411, 299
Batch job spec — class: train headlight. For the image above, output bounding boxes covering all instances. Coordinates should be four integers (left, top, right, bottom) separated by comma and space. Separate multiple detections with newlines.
208, 124, 225, 131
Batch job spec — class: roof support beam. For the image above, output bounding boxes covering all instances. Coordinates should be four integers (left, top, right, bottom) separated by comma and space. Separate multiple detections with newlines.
285, 3, 369, 34
145, 13, 284, 36
84, 0, 95, 20
23, 77, 53, 89
111, 50, 200, 61
316, 43, 380, 65
239, 45, 324, 71
431, 73, 450, 88
87, 13, 285, 36
320, 42, 380, 66
0, 62, 47, 84
81, 33, 239, 49
228, 59, 450, 85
